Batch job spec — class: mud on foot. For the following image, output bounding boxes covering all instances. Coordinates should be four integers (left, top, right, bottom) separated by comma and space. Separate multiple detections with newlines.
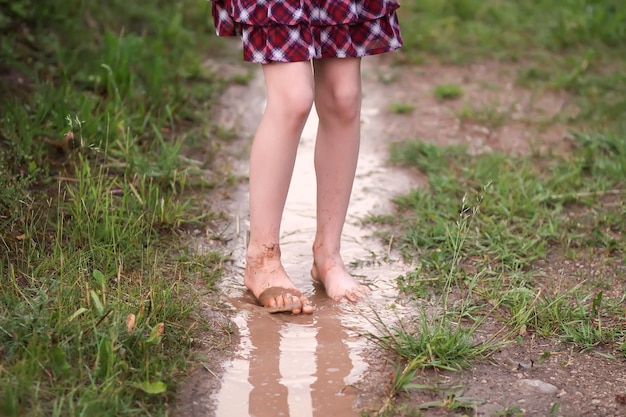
245, 244, 314, 314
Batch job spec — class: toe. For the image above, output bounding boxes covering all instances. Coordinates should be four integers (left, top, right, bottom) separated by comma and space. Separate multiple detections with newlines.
357, 285, 370, 298
332, 293, 349, 303
266, 297, 278, 309
274, 295, 286, 310
257, 288, 313, 314
300, 296, 314, 314
279, 294, 296, 313
289, 295, 301, 314
345, 290, 360, 302
345, 286, 369, 302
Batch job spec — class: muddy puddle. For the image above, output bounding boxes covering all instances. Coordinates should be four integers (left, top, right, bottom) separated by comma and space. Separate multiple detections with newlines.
185, 58, 416, 417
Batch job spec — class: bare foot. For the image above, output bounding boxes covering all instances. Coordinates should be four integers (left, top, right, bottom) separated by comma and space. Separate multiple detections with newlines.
245, 244, 314, 314
311, 254, 369, 302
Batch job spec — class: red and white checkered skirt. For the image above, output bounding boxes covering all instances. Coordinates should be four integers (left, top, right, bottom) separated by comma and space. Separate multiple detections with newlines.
210, 0, 402, 63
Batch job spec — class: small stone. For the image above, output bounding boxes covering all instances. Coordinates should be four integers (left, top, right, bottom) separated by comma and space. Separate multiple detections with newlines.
518, 379, 559, 395
591, 399, 601, 405
481, 379, 487, 384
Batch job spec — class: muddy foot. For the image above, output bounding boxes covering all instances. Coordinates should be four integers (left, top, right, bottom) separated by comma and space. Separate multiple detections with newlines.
245, 244, 314, 314
311, 256, 369, 303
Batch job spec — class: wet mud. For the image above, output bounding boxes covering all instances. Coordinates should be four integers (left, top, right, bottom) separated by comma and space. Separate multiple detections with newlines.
178, 55, 416, 417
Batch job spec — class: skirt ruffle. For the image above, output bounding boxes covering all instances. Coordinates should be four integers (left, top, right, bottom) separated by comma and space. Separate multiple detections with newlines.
209, 0, 402, 63
240, 13, 402, 63
212, 0, 400, 29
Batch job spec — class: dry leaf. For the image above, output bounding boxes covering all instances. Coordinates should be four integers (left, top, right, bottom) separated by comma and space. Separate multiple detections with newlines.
126, 314, 136, 334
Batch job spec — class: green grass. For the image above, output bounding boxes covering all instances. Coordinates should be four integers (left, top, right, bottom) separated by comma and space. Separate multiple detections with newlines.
366, 3, 626, 413
390, 101, 416, 114
368, 134, 625, 415
434, 83, 463, 101
366, 190, 504, 416
398, 0, 626, 62
0, 1, 228, 416
457, 99, 510, 129
396, 0, 626, 132
389, 135, 625, 327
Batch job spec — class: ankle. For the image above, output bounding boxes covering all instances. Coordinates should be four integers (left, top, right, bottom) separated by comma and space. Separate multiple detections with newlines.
312, 239, 341, 257
247, 242, 281, 260
312, 249, 344, 274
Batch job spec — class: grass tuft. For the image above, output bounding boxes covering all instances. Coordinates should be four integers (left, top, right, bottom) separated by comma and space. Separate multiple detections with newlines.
390, 101, 417, 114
434, 83, 463, 101
0, 1, 227, 416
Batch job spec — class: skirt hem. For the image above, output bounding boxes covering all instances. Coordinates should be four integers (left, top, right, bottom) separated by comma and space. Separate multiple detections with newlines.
213, 11, 403, 64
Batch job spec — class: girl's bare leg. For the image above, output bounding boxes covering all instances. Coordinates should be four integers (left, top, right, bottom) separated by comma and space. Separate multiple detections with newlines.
311, 57, 369, 302
245, 61, 315, 314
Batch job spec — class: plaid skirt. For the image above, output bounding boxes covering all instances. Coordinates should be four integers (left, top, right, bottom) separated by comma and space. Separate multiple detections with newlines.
210, 0, 403, 63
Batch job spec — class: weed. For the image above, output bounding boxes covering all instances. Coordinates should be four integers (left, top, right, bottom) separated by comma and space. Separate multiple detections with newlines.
377, 147, 625, 413
496, 405, 524, 417
434, 83, 463, 100
366, 189, 503, 417
418, 392, 483, 412
371, 313, 495, 371
549, 402, 560, 417
390, 101, 416, 114
383, 132, 625, 413
398, 0, 626, 62
457, 99, 510, 129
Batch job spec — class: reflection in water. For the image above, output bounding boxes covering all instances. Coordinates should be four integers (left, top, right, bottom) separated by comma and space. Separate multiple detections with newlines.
312, 308, 354, 416
217, 299, 361, 417
279, 323, 315, 417
248, 315, 290, 417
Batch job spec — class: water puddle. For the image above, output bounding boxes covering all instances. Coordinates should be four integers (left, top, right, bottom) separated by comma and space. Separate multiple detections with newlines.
201, 60, 416, 417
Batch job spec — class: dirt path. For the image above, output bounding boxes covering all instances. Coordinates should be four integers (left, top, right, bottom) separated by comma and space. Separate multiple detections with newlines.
176, 52, 415, 417
176, 51, 626, 417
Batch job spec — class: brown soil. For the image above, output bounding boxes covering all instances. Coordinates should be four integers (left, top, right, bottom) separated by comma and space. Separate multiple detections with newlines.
175, 48, 626, 417
369, 56, 573, 155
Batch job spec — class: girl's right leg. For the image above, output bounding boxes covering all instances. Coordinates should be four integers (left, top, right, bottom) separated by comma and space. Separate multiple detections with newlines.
244, 61, 316, 314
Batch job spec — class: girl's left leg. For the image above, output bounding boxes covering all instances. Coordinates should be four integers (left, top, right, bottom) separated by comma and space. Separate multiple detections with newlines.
311, 57, 369, 302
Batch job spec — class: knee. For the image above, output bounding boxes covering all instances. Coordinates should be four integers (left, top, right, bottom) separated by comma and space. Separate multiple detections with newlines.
317, 84, 362, 122
267, 84, 314, 122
